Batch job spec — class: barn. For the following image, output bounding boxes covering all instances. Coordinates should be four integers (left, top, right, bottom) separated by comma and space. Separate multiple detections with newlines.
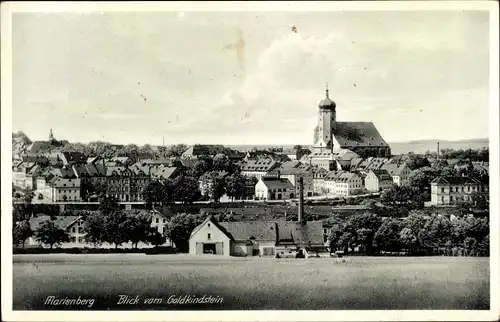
188, 215, 324, 257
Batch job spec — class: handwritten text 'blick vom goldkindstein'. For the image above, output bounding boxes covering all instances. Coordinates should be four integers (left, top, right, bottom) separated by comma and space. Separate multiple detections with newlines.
118, 294, 224, 305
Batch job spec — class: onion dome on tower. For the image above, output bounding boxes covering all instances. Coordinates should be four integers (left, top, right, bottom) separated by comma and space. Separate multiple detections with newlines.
318, 83, 336, 110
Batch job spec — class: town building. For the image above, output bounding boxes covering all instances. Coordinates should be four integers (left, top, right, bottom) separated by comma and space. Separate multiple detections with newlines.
105, 166, 150, 202
25, 215, 86, 247
240, 158, 280, 180
430, 176, 484, 205
266, 161, 315, 197
364, 169, 394, 192
188, 216, 324, 257
312, 167, 329, 195
336, 172, 363, 196
381, 163, 412, 186
254, 176, 295, 200
310, 85, 391, 161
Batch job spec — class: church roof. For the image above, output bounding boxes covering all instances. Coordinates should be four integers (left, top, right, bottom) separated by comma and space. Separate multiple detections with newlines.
333, 122, 389, 147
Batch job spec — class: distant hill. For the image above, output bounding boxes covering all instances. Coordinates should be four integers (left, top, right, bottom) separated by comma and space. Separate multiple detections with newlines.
388, 138, 489, 155
226, 138, 489, 155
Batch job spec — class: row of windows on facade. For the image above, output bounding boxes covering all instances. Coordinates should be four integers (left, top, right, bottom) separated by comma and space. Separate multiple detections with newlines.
440, 186, 479, 193
442, 195, 475, 202
154, 218, 167, 224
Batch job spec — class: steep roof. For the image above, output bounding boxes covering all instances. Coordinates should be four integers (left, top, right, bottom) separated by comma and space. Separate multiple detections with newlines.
368, 169, 393, 181
151, 166, 179, 180
332, 122, 389, 147
50, 177, 80, 188
431, 176, 481, 185
53, 216, 83, 229
219, 221, 277, 241
241, 159, 279, 172
324, 171, 344, 181
276, 221, 324, 246
28, 215, 52, 231
190, 216, 235, 240
335, 172, 360, 183
27, 141, 54, 154
382, 163, 408, 176
60, 152, 87, 165
259, 177, 294, 190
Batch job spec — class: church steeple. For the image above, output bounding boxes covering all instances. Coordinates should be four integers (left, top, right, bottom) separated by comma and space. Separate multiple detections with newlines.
318, 82, 336, 110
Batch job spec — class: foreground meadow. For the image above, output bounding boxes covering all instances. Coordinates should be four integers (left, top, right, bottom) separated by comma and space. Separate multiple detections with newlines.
12, 254, 489, 310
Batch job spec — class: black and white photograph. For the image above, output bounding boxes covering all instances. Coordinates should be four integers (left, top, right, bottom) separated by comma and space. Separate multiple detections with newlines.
1, 1, 499, 321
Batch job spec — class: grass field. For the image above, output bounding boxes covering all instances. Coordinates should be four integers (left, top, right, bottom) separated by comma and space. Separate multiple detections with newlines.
12, 254, 489, 310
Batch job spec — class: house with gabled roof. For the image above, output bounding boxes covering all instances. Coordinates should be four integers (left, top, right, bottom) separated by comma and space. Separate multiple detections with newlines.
365, 169, 394, 192
188, 215, 324, 257
254, 176, 295, 200
381, 163, 412, 186
26, 215, 86, 247
430, 176, 484, 206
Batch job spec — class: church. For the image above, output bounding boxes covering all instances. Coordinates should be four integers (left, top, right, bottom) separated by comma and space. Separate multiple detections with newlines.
307, 85, 391, 171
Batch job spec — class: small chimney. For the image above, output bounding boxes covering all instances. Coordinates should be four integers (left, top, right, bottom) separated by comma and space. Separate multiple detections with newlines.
298, 177, 304, 223
277, 169, 281, 179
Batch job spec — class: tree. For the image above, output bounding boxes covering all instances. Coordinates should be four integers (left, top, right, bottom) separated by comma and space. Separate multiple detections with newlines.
381, 185, 424, 209
35, 221, 70, 249
399, 227, 418, 252
142, 179, 172, 207
188, 160, 212, 178
225, 174, 247, 201
202, 172, 226, 202
374, 218, 403, 252
165, 213, 205, 252
418, 215, 451, 251
124, 213, 152, 248
406, 168, 438, 201
84, 213, 106, 248
327, 223, 345, 252
343, 213, 383, 255
405, 154, 431, 171
147, 228, 166, 247
213, 154, 229, 171
99, 196, 119, 216
102, 212, 129, 248
13, 220, 33, 248
172, 175, 201, 204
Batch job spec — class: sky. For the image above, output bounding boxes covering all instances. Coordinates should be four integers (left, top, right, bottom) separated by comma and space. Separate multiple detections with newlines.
11, 9, 490, 146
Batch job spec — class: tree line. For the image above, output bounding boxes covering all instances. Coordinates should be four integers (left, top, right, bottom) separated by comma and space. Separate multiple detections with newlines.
327, 211, 489, 257
13, 198, 165, 249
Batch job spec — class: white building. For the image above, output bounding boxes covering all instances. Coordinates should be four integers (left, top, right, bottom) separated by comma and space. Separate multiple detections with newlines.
254, 177, 295, 200
364, 169, 394, 192
333, 172, 363, 196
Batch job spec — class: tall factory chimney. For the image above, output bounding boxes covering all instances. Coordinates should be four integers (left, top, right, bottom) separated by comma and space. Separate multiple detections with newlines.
298, 176, 304, 223
437, 142, 440, 160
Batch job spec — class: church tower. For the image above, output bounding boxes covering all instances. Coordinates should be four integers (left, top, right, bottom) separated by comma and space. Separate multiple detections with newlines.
49, 128, 55, 142
313, 84, 336, 150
